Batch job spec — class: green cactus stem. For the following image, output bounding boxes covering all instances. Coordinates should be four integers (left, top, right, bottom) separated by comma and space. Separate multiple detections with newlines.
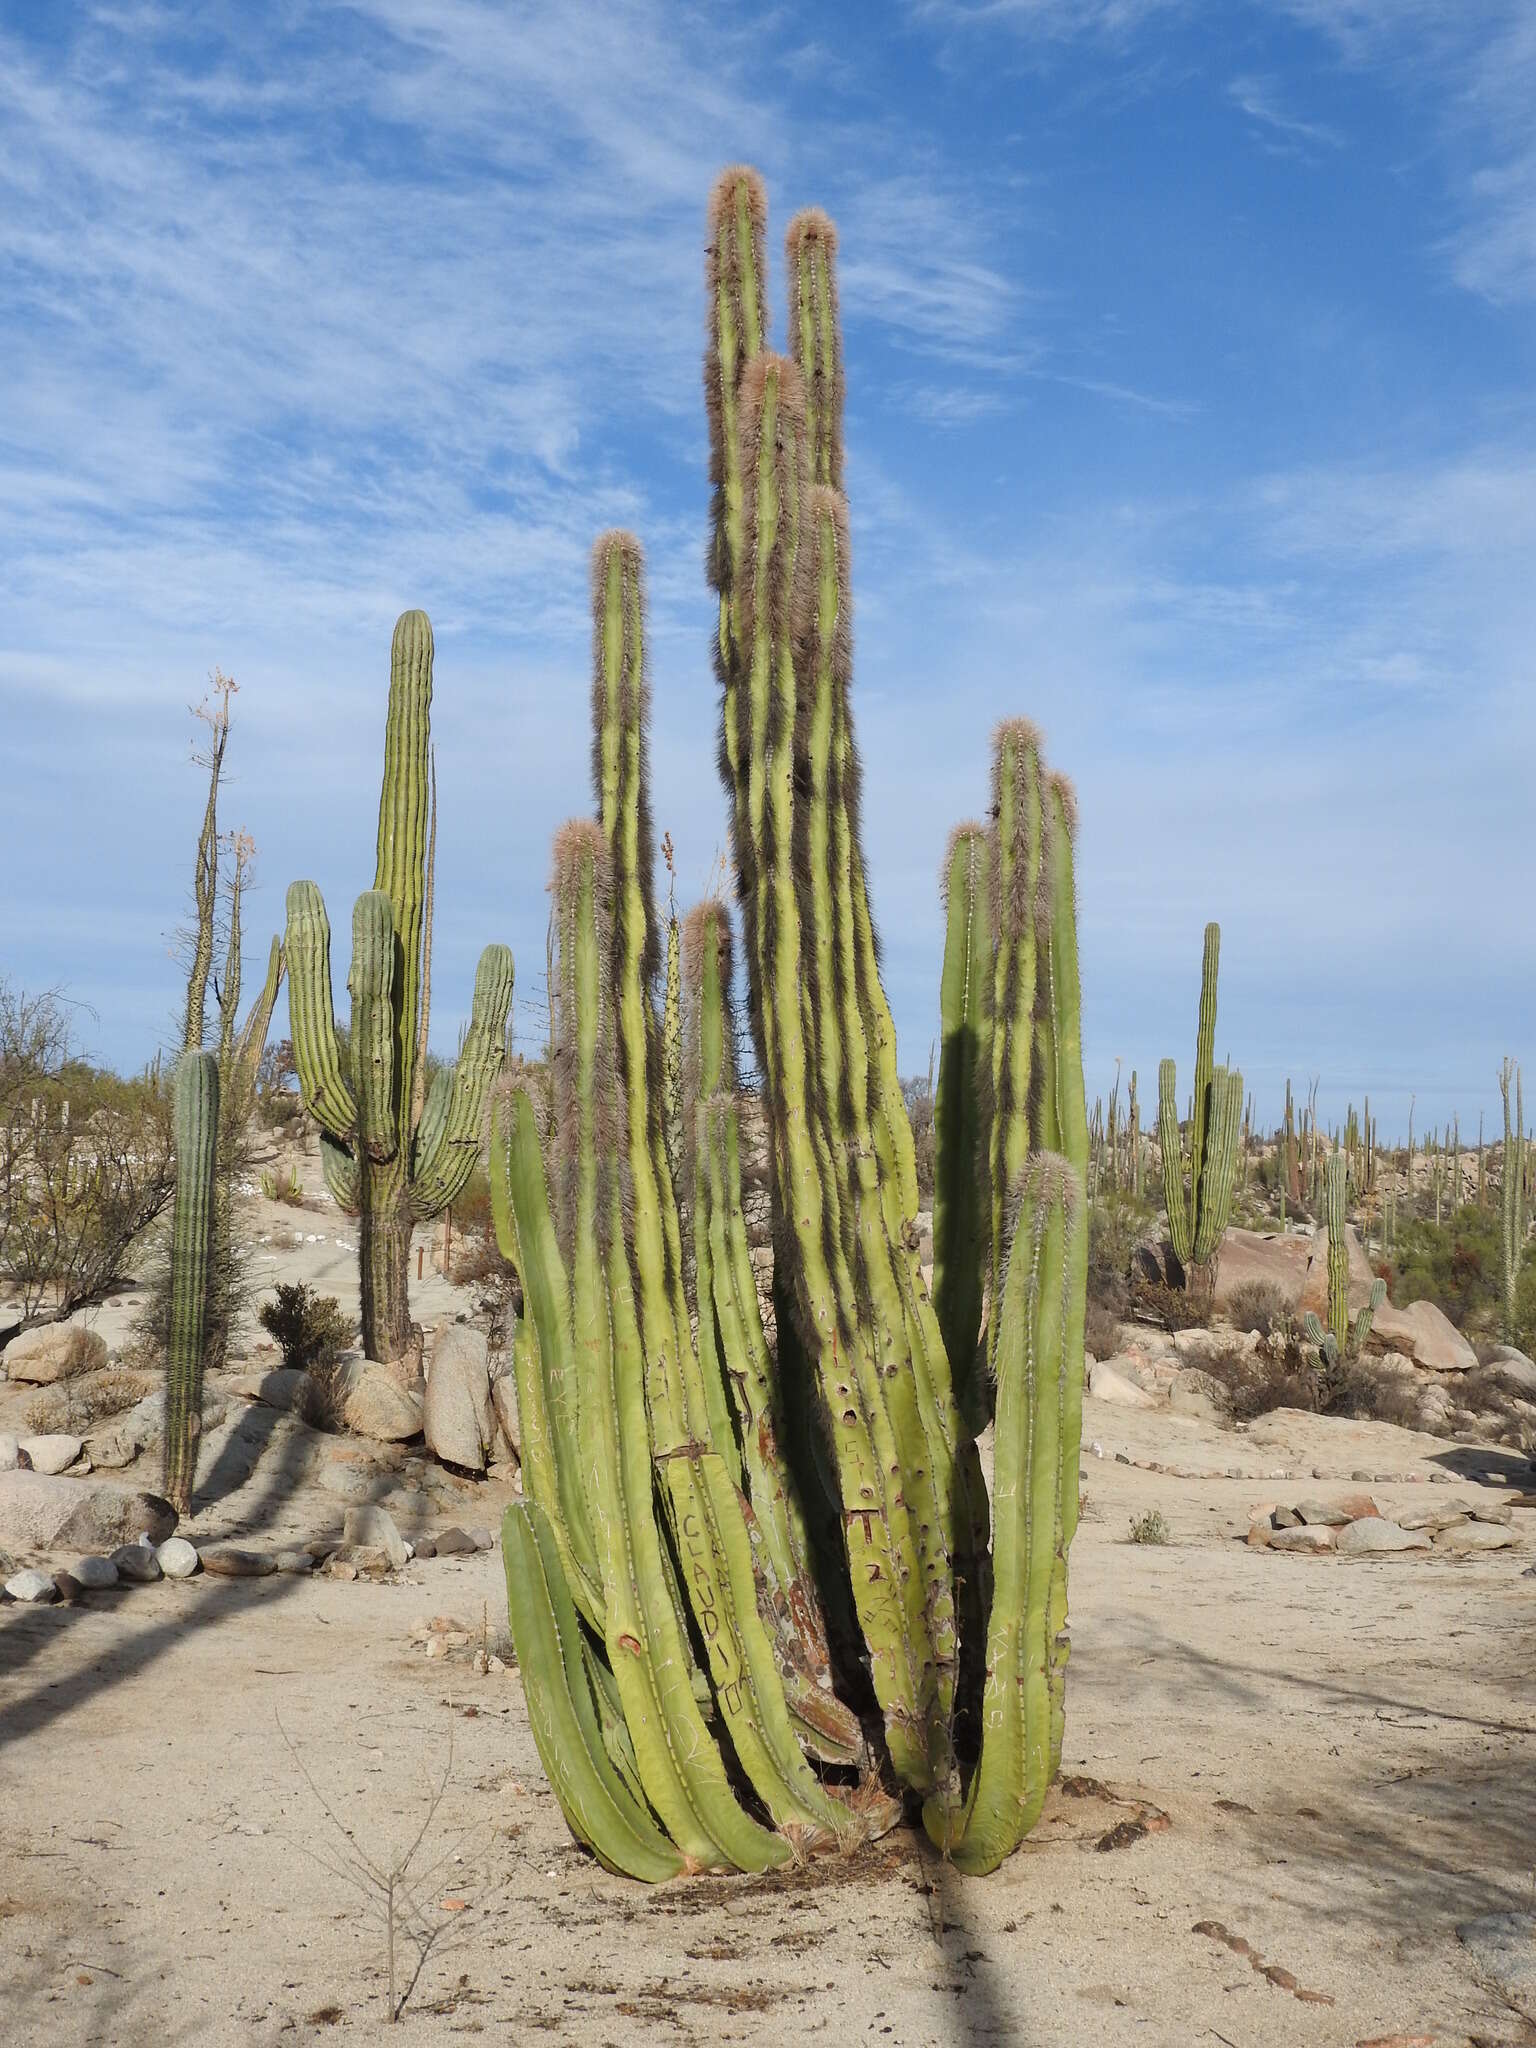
1158, 922, 1243, 1299
1501, 1058, 1526, 1336
933, 823, 993, 1427
163, 1052, 219, 1515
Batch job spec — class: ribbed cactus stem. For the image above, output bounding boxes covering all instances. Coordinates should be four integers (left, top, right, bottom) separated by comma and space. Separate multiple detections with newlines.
1501, 1058, 1526, 1335
1159, 923, 1241, 1294
663, 904, 683, 1176
933, 823, 993, 1421
1324, 1152, 1349, 1353
163, 1052, 219, 1515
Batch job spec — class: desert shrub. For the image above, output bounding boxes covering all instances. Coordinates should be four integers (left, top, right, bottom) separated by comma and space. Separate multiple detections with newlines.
260, 1167, 307, 1206
1127, 1509, 1170, 1545
258, 1282, 352, 1371
1225, 1280, 1290, 1338
1197, 1329, 1426, 1429
1391, 1204, 1501, 1331
299, 1352, 354, 1432
1088, 1191, 1153, 1315
1085, 1298, 1121, 1362
24, 1365, 156, 1434
1129, 1274, 1210, 1332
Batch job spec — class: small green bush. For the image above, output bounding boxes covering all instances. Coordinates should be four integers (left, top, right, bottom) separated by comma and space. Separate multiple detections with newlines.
258, 1282, 352, 1371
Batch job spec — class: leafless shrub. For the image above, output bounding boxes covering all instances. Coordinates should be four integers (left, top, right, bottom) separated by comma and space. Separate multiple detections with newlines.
1225, 1280, 1290, 1338
24, 1365, 156, 1433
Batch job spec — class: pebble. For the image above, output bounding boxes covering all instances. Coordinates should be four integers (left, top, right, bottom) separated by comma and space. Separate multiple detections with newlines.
156, 1537, 200, 1579
1293, 1501, 1351, 1527
426, 1635, 448, 1658
487, 1654, 506, 1674
1114, 1452, 1130, 1466
5, 1566, 58, 1603
469, 1527, 494, 1551
1351, 1469, 1372, 1482
111, 1542, 162, 1583
414, 1535, 438, 1559
72, 1554, 119, 1588
200, 1545, 274, 1577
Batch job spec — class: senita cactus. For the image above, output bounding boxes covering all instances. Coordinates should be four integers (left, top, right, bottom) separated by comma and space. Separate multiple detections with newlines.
1303, 1152, 1384, 1368
285, 613, 513, 1375
163, 1052, 218, 1515
1501, 1059, 1526, 1336
1158, 922, 1243, 1297
496, 169, 1088, 1884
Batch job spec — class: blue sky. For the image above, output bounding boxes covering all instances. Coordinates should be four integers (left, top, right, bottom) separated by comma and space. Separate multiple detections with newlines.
3, 1, 1533, 1140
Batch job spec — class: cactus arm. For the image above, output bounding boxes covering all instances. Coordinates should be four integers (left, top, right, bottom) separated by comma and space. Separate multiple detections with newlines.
1188, 922, 1220, 1199
1158, 1058, 1193, 1269
489, 1081, 603, 1625
1191, 1067, 1243, 1265
785, 207, 844, 491
933, 824, 993, 1417
284, 881, 356, 1141
320, 1132, 360, 1214
163, 1052, 219, 1515
373, 609, 433, 1147
499, 1503, 684, 1883
925, 1156, 1078, 1873
349, 889, 399, 1164
408, 942, 514, 1219
410, 748, 437, 1143
1323, 1151, 1350, 1351
227, 934, 285, 1128
1351, 1276, 1386, 1356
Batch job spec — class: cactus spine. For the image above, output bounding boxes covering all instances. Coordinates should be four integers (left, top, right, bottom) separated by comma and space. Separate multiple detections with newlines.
1501, 1058, 1526, 1336
163, 1052, 218, 1515
285, 613, 513, 1375
1158, 922, 1242, 1296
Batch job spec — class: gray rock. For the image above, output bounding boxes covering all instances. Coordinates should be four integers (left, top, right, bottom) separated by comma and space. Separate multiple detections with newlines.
2, 1323, 108, 1384
273, 1549, 316, 1574
18, 1432, 84, 1476
1467, 1499, 1514, 1525
469, 1526, 494, 1551
431, 1525, 477, 1556
1371, 1297, 1477, 1372
1484, 1346, 1536, 1396
87, 1384, 229, 1469
1434, 1521, 1517, 1554
1267, 1524, 1335, 1553
1457, 1913, 1536, 2023
200, 1545, 274, 1577
334, 1355, 424, 1443
156, 1536, 200, 1579
1335, 1518, 1431, 1556
1271, 1506, 1301, 1528
343, 1504, 408, 1570
227, 1367, 309, 1412
423, 1327, 495, 1472
320, 1463, 390, 1504
1293, 1500, 1351, 1526
0, 1470, 177, 1552
0, 1433, 19, 1471
110, 1542, 162, 1583
1086, 1359, 1158, 1409
1398, 1507, 1467, 1532
72, 1553, 119, 1588
413, 1535, 437, 1559
490, 1369, 520, 1463
5, 1566, 58, 1602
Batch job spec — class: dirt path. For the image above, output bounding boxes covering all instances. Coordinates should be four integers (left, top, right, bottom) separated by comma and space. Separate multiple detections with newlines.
2, 1390, 1531, 2047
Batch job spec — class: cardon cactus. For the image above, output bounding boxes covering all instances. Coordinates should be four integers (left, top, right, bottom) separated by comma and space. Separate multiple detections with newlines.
163, 1052, 219, 1514
285, 612, 513, 1374
1501, 1058, 1526, 1336
1159, 922, 1243, 1296
1303, 1151, 1385, 1367
495, 168, 1088, 1883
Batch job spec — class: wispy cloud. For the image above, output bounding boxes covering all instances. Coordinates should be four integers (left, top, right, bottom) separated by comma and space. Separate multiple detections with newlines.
1228, 72, 1345, 152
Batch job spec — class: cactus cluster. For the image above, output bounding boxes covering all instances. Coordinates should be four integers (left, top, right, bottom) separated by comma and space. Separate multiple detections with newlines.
285, 613, 514, 1374
1158, 922, 1243, 1296
493, 168, 1088, 1882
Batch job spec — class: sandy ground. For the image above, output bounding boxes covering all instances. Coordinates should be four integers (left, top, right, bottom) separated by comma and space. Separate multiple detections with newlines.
2, 1341, 1532, 2048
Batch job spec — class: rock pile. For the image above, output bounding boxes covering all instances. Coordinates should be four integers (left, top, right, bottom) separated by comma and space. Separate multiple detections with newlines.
1247, 1492, 1520, 1558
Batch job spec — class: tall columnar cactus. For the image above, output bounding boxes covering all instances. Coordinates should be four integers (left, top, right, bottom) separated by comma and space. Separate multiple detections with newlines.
1501, 1058, 1526, 1337
1158, 922, 1243, 1296
163, 1052, 219, 1515
285, 612, 513, 1375
1303, 1151, 1384, 1367
496, 166, 1088, 1884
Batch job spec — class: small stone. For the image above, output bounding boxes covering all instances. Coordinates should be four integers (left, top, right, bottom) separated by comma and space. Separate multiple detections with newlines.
200, 1545, 274, 1577
1467, 1499, 1514, 1525
432, 1525, 477, 1556
1267, 1524, 1335, 1553
472, 1648, 489, 1675
1311, 1467, 1326, 1481
426, 1635, 448, 1657
72, 1554, 119, 1588
414, 1535, 438, 1559
469, 1526, 493, 1551
1245, 1522, 1270, 1548
1293, 1500, 1350, 1527
326, 1559, 358, 1581
1271, 1506, 1300, 1528
52, 1569, 84, 1602
273, 1550, 315, 1574
156, 1537, 200, 1578
343, 1504, 408, 1570
5, 1566, 58, 1602
1335, 1518, 1431, 1556
111, 1542, 162, 1582
0, 1433, 19, 1470
487, 1655, 506, 1674
1435, 1521, 1517, 1554
17, 1433, 84, 1476
1114, 1452, 1131, 1466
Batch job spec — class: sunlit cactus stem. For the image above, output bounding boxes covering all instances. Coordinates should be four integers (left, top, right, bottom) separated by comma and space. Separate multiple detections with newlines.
1159, 922, 1242, 1299
1501, 1058, 1526, 1336
933, 823, 993, 1422
163, 1052, 219, 1515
